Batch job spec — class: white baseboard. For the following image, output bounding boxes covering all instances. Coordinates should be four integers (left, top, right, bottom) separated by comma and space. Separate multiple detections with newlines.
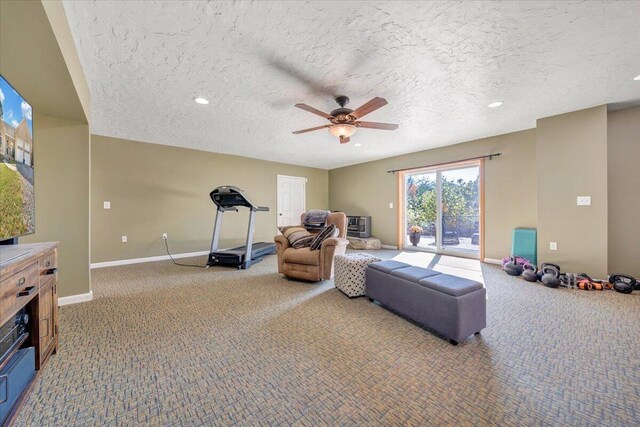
59, 290, 93, 306
381, 245, 399, 250
483, 258, 503, 265
90, 251, 209, 269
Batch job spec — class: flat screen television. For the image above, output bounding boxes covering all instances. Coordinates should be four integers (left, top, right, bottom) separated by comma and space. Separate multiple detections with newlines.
0, 74, 35, 263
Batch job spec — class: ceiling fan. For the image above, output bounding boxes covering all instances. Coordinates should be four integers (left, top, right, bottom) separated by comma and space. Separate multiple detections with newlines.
292, 96, 399, 144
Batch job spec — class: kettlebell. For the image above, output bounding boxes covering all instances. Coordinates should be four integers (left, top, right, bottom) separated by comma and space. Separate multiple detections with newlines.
537, 263, 557, 282
522, 263, 538, 282
541, 264, 562, 288
537, 263, 549, 282
609, 274, 637, 294
503, 256, 523, 276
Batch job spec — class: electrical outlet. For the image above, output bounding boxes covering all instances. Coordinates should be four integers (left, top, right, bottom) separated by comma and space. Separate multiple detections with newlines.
389, 202, 394, 209
103, 201, 111, 209
162, 233, 168, 240
550, 242, 557, 251
577, 196, 591, 206
121, 235, 127, 243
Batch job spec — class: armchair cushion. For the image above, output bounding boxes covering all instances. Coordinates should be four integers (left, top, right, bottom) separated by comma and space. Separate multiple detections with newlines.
310, 223, 338, 250
279, 226, 314, 248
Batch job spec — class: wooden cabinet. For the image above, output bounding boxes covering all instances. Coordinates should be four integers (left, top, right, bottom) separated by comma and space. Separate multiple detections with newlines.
0, 242, 59, 425
0, 263, 38, 318
39, 278, 57, 360
37, 248, 58, 364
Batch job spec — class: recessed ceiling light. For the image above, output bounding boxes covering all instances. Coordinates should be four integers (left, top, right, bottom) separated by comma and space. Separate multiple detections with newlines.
194, 97, 209, 105
487, 101, 503, 108
354, 143, 362, 147
634, 75, 640, 81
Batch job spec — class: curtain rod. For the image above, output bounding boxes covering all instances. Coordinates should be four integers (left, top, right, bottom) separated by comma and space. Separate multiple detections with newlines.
386, 153, 502, 174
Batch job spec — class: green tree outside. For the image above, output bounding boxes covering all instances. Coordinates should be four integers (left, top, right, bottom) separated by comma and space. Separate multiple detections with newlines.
406, 174, 479, 236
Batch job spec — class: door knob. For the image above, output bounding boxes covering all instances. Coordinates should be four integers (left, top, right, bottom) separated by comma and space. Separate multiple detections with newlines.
279, 213, 282, 216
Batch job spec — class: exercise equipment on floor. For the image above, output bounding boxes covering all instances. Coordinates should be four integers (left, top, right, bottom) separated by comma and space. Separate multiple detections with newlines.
207, 185, 276, 270
536, 262, 559, 282
540, 263, 562, 288
503, 256, 524, 276
522, 263, 538, 282
609, 274, 637, 294
511, 228, 537, 266
501, 256, 530, 267
500, 253, 638, 295
576, 273, 611, 291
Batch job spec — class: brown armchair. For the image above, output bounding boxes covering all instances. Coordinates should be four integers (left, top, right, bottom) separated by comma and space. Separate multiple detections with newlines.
274, 212, 349, 281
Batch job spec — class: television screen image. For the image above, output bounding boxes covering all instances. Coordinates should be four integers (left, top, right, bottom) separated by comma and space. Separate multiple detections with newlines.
0, 75, 34, 241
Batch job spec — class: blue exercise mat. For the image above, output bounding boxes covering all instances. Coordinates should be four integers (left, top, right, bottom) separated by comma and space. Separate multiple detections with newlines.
512, 228, 537, 266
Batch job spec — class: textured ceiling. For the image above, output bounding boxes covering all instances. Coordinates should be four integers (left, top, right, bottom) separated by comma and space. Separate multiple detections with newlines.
62, 1, 640, 169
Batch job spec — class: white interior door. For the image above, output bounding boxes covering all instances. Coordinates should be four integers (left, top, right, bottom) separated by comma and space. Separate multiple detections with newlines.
277, 175, 306, 227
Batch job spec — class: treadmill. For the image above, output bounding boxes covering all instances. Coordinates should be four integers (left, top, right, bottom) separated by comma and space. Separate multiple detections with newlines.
207, 185, 276, 269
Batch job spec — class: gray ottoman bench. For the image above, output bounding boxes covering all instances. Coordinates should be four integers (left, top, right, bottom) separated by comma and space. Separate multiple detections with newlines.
365, 260, 486, 345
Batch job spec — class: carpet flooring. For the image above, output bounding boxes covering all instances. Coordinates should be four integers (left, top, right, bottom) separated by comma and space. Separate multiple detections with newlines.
15, 251, 640, 426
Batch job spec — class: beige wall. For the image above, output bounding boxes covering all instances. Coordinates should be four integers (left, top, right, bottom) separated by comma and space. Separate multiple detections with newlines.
2, 0, 91, 298
21, 115, 91, 298
536, 106, 608, 278
329, 129, 537, 260
607, 107, 640, 277
90, 135, 329, 263
41, 0, 91, 122
0, 1, 87, 123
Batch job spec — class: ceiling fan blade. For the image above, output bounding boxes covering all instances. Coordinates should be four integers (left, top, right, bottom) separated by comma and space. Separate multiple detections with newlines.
350, 97, 388, 119
356, 121, 399, 130
292, 124, 331, 134
339, 136, 350, 144
295, 103, 334, 119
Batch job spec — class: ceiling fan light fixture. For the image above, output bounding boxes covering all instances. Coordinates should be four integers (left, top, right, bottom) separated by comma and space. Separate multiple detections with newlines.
329, 124, 357, 138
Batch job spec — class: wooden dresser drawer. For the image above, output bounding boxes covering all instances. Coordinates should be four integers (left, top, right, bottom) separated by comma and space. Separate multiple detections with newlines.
39, 251, 58, 287
0, 262, 39, 316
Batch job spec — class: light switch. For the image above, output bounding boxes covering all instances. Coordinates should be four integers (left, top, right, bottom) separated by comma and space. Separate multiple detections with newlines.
550, 242, 557, 251
389, 202, 394, 209
121, 235, 127, 243
577, 196, 591, 206
103, 201, 111, 209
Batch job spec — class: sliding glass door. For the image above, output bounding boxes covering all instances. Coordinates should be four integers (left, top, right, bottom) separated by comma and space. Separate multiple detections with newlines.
403, 162, 481, 258
405, 172, 437, 248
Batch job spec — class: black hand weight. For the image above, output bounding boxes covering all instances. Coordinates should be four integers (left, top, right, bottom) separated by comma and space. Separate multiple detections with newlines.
609, 274, 637, 294
503, 256, 523, 276
522, 263, 538, 282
